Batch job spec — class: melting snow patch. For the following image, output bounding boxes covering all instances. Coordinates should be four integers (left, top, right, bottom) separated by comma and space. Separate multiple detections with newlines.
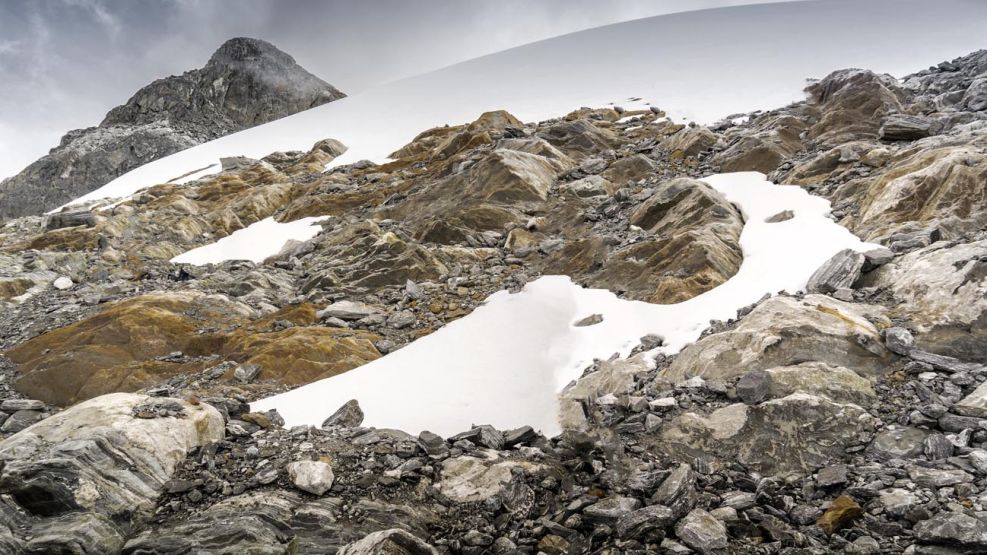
251, 172, 881, 437
171, 216, 327, 265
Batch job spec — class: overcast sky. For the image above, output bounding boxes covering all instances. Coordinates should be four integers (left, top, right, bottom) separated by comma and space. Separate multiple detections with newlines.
0, 0, 803, 180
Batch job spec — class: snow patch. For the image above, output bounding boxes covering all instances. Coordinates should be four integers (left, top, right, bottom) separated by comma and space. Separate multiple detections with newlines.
170, 216, 327, 265
251, 172, 881, 436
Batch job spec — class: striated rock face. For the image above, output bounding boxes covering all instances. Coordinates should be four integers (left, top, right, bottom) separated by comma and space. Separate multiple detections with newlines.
0, 37, 344, 219
0, 393, 223, 552
867, 239, 987, 361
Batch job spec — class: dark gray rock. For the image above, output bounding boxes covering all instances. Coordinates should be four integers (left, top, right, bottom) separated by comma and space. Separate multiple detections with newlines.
817, 464, 849, 487
914, 512, 987, 549
43, 210, 96, 231
674, 508, 728, 555
879, 114, 935, 140
910, 350, 982, 373
616, 505, 676, 540
0, 410, 43, 433
651, 463, 696, 518
736, 369, 771, 404
806, 249, 865, 294
885, 327, 915, 356
322, 399, 364, 428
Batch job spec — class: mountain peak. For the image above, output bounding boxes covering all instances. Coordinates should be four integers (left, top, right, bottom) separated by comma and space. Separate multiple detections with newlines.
207, 37, 294, 67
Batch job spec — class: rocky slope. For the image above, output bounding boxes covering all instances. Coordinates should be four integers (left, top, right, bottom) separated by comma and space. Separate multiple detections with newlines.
0, 37, 344, 220
0, 50, 985, 553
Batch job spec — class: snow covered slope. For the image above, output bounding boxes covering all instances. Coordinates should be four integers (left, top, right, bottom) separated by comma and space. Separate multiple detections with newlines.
251, 172, 881, 436
170, 216, 327, 265
64, 0, 987, 209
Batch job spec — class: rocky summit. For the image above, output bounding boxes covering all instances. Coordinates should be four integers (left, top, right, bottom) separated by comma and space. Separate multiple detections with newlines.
0, 37, 344, 219
0, 47, 986, 555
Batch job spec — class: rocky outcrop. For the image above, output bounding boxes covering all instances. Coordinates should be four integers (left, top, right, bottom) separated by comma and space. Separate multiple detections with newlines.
0, 37, 344, 218
6, 291, 381, 406
0, 393, 223, 552
662, 294, 892, 383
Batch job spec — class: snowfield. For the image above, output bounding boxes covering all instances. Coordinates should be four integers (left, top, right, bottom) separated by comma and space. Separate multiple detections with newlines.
61, 0, 987, 210
251, 172, 882, 436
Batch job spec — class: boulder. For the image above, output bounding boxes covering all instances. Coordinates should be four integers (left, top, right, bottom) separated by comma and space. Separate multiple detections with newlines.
879, 114, 935, 140
286, 460, 335, 496
664, 295, 891, 383
869, 239, 987, 361
656, 394, 875, 474
437, 451, 542, 503
0, 393, 223, 551
806, 249, 865, 294
914, 512, 987, 550
338, 528, 439, 555
674, 509, 728, 555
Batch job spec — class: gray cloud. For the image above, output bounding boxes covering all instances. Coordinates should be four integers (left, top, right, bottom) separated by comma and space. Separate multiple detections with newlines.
0, 0, 800, 179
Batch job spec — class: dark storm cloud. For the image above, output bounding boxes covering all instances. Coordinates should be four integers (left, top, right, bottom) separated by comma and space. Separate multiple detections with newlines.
0, 0, 798, 179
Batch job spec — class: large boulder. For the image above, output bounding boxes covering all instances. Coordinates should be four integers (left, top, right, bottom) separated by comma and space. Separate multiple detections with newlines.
656, 394, 876, 474
868, 239, 987, 361
663, 295, 892, 383
0, 393, 223, 552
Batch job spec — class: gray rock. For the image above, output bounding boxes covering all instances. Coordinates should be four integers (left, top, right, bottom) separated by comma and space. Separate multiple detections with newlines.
574, 313, 604, 327
736, 369, 771, 404
43, 209, 96, 231
879, 114, 935, 140
924, 433, 954, 460
908, 465, 973, 487
765, 210, 794, 223
318, 300, 380, 321
885, 327, 915, 356
955, 381, 987, 417
616, 505, 676, 540
337, 528, 439, 555
806, 249, 865, 294
0, 410, 43, 433
817, 464, 849, 487
0, 399, 44, 412
233, 363, 262, 384
914, 512, 987, 549
651, 463, 696, 518
867, 426, 928, 461
583, 496, 642, 524
418, 431, 449, 458
910, 349, 982, 373
862, 247, 894, 271
674, 509, 728, 555
286, 460, 335, 496
321, 399, 364, 428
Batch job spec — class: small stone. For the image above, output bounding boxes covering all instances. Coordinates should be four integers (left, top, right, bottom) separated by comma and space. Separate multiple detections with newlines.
318, 300, 379, 321
321, 399, 364, 428
616, 505, 676, 540
884, 327, 915, 356
923, 433, 954, 460
574, 314, 604, 327
817, 495, 863, 535
765, 210, 794, 223
233, 363, 261, 384
816, 464, 848, 487
0, 399, 45, 411
418, 430, 449, 458
583, 496, 642, 524
387, 311, 416, 329
537, 534, 570, 554
846, 535, 881, 555
736, 369, 771, 404
52, 276, 74, 290
286, 460, 335, 496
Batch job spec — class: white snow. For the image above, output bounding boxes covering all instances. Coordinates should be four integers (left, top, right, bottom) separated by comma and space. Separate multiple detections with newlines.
59, 0, 987, 210
251, 172, 881, 436
170, 216, 327, 265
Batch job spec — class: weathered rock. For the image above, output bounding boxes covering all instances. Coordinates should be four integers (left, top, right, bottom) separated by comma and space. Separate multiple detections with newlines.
322, 399, 365, 428
658, 394, 875, 473
870, 240, 987, 361
318, 300, 381, 321
437, 451, 541, 503
884, 327, 915, 356
817, 495, 863, 535
914, 512, 987, 550
583, 496, 642, 524
286, 460, 335, 496
806, 249, 865, 294
0, 393, 222, 550
867, 426, 928, 461
616, 505, 676, 540
674, 509, 728, 555
736, 370, 771, 404
764, 362, 875, 404
650, 463, 696, 519
664, 295, 891, 383
880, 114, 935, 140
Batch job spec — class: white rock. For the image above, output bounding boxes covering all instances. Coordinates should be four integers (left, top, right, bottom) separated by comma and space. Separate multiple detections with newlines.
286, 460, 335, 496
52, 276, 74, 290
